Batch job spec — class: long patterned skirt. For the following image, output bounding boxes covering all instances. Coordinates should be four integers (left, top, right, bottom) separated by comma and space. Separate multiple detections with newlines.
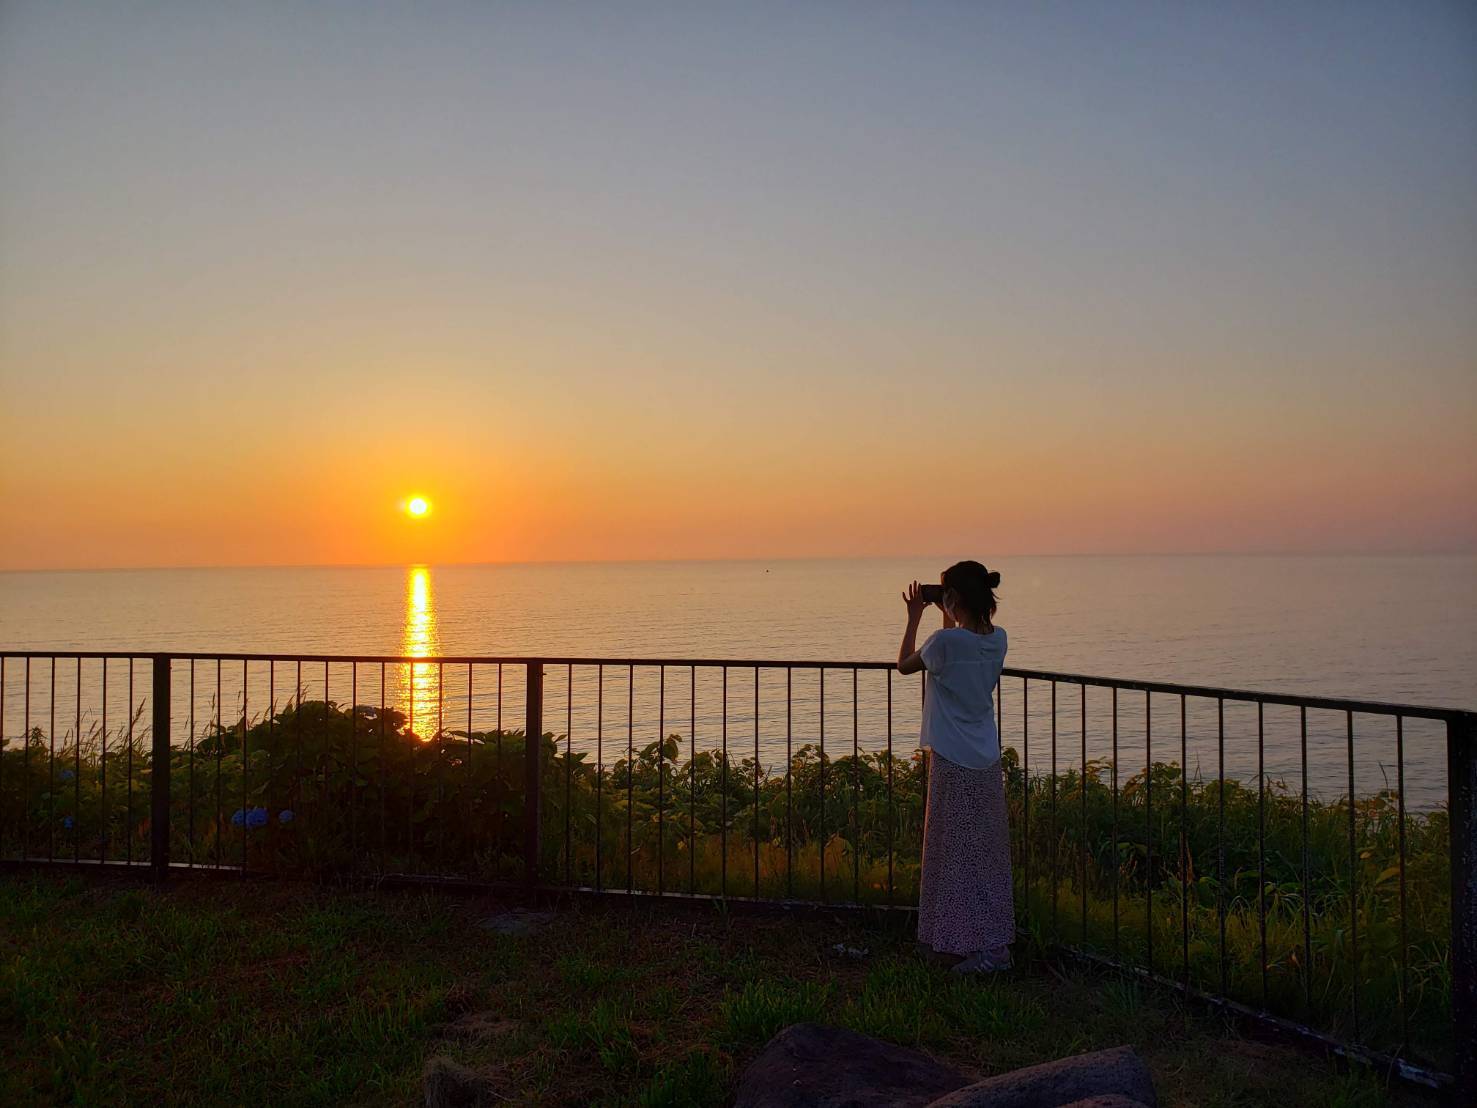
916, 753, 1015, 956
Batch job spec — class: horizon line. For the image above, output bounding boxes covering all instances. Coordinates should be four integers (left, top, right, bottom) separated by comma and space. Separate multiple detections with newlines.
3, 547, 1474, 575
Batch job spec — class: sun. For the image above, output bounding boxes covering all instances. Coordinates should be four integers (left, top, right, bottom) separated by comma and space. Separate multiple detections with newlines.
405, 496, 430, 518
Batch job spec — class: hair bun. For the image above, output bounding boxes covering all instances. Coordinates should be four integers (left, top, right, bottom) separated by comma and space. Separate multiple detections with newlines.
985, 570, 1001, 588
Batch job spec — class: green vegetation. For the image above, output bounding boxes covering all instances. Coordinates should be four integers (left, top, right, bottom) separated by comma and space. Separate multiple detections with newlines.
0, 874, 1419, 1106
0, 696, 1452, 1071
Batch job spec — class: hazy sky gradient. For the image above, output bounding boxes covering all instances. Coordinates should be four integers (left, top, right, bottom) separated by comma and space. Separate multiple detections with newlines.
2, 2, 1474, 569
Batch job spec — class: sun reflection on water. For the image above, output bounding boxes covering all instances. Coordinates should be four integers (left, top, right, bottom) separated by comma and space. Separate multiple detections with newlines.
402, 565, 441, 738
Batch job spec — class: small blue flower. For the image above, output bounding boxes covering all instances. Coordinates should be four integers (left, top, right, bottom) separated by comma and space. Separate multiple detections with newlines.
278, 809, 294, 825
230, 808, 246, 827
62, 816, 74, 829
60, 769, 75, 782
245, 807, 268, 829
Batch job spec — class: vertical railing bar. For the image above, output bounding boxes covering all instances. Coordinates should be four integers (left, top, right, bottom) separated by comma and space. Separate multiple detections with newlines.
1145, 690, 1153, 977
565, 663, 572, 888
294, 660, 302, 865
1395, 714, 1409, 1053
1112, 686, 1119, 957
1217, 696, 1227, 998
787, 667, 795, 900
1050, 679, 1057, 938
1346, 708, 1359, 1041
48, 656, 55, 861
349, 661, 357, 876
214, 659, 221, 868
1180, 693, 1188, 997
149, 656, 170, 881
755, 667, 762, 899
407, 660, 415, 874
1300, 705, 1312, 1013
997, 671, 1004, 880
74, 656, 81, 863
379, 662, 386, 875
436, 661, 445, 874
1080, 682, 1087, 944
16, 656, 27, 857
242, 659, 249, 874
496, 662, 503, 879
25, 656, 33, 862
689, 665, 696, 896
820, 667, 826, 903
188, 660, 196, 866
468, 664, 475, 876
852, 667, 860, 905
121, 658, 129, 868
626, 662, 633, 896
267, 660, 275, 868
125, 658, 131, 866
886, 668, 893, 906
1258, 700, 1267, 1007
658, 664, 666, 896
721, 665, 728, 899
1022, 679, 1030, 931
322, 662, 329, 862
496, 664, 502, 880
595, 663, 603, 892
100, 658, 106, 864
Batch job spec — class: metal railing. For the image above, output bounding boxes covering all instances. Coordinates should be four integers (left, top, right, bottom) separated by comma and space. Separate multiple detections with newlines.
0, 650, 1472, 1091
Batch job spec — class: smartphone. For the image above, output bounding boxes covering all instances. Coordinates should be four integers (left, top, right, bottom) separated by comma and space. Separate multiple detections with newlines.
919, 584, 944, 604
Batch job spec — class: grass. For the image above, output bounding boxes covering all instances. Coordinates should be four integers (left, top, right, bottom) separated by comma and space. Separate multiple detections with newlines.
0, 872, 1432, 1107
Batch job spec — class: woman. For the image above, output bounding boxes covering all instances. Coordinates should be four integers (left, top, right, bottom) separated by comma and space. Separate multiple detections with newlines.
898, 560, 1013, 973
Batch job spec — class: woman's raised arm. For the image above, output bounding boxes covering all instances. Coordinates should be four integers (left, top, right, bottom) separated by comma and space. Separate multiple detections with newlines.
898, 580, 928, 674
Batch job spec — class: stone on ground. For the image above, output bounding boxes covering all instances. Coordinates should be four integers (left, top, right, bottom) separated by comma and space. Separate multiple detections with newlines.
423, 1056, 501, 1108
923, 1045, 1156, 1107
734, 1022, 971, 1107
476, 908, 556, 935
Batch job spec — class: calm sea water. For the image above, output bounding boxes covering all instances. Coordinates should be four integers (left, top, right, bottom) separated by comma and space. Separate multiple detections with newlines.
2, 555, 1473, 807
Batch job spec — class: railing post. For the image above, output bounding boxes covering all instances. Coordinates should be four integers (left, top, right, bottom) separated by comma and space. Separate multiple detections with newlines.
151, 655, 171, 881
524, 662, 544, 890
1450, 712, 1477, 1091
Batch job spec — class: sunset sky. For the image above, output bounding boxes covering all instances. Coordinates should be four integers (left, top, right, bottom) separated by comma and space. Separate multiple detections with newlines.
1, 3, 1473, 570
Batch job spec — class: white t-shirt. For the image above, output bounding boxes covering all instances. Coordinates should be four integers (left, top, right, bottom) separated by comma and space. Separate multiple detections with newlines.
919, 626, 1008, 769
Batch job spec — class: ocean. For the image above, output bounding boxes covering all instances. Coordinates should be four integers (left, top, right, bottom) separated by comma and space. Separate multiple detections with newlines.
2, 555, 1473, 808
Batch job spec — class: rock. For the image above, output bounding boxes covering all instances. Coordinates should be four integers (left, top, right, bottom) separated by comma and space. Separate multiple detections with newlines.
1059, 1098, 1148, 1108
423, 1056, 501, 1108
735, 1023, 970, 1107
923, 1046, 1155, 1108
476, 909, 556, 935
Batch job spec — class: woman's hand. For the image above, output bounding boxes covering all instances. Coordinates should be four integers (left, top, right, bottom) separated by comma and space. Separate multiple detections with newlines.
899, 581, 928, 672
902, 580, 930, 622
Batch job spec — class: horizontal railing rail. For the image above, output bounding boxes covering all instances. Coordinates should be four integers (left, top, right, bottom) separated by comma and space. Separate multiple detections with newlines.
0, 649, 1472, 1092
0, 650, 1468, 722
